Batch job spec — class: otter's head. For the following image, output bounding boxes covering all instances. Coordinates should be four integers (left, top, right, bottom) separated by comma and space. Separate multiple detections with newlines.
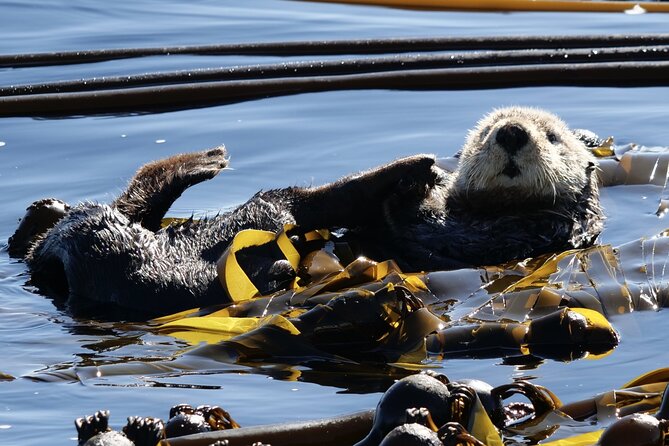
451, 107, 597, 209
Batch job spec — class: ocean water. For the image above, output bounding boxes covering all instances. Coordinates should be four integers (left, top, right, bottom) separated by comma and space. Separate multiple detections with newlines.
1, 1, 669, 444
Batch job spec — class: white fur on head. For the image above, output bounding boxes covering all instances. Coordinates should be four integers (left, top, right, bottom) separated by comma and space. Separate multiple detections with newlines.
452, 106, 596, 203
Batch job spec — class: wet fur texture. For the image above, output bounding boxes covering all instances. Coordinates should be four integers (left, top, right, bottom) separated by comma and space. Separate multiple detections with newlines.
11, 107, 604, 318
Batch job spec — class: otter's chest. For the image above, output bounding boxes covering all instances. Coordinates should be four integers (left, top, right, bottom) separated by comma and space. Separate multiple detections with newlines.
401, 211, 577, 268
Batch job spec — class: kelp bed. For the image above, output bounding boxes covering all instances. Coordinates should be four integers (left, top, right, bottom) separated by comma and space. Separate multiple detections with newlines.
30, 140, 669, 445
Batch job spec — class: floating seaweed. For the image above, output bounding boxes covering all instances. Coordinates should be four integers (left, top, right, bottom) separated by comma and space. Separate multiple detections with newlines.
75, 367, 669, 446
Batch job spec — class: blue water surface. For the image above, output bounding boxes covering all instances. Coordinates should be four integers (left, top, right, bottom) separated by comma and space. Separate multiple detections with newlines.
1, 1, 669, 445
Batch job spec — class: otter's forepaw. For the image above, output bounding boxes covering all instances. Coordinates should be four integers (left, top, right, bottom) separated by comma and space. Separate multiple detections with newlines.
388, 154, 436, 182
357, 154, 436, 201
75, 410, 110, 444
122, 416, 165, 446
389, 155, 440, 201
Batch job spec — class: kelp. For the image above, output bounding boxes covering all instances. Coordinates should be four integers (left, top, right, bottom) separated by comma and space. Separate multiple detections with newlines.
426, 307, 618, 361
162, 368, 669, 446
154, 223, 624, 366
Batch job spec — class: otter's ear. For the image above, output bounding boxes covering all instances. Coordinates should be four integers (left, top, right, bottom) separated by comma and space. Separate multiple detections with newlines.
572, 129, 604, 148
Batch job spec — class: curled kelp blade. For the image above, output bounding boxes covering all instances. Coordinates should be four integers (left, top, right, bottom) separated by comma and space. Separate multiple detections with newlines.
216, 226, 302, 302
466, 368, 669, 446
450, 385, 504, 446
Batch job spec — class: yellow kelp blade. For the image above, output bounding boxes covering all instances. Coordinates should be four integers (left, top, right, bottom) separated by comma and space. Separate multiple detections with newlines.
468, 396, 504, 446
217, 227, 301, 302
623, 367, 669, 388
157, 314, 298, 345
540, 430, 603, 446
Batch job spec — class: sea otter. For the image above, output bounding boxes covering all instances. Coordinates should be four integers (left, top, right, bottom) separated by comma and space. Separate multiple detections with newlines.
365, 106, 603, 269
8, 107, 603, 318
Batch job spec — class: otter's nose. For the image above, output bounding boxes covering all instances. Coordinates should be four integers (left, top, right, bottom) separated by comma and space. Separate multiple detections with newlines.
495, 124, 528, 155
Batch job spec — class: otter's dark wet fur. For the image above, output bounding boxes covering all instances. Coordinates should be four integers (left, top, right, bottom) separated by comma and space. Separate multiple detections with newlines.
10, 107, 603, 318
14, 147, 436, 318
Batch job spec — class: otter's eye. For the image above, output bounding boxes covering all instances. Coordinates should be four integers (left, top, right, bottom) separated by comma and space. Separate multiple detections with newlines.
547, 132, 559, 144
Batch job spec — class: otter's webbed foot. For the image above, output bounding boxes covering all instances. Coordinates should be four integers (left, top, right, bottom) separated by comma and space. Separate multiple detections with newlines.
113, 146, 229, 231
122, 416, 165, 446
75, 410, 111, 445
8, 198, 70, 259
290, 154, 437, 229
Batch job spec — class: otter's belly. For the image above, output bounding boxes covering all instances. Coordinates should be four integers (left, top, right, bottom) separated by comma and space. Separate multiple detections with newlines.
394, 213, 579, 269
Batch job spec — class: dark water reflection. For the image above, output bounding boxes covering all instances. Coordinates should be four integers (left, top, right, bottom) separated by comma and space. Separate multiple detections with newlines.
2, 1, 669, 444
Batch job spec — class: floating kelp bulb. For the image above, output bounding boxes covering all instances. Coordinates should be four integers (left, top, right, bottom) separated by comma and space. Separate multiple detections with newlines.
354, 373, 451, 446
597, 413, 662, 445
378, 423, 442, 446
82, 430, 133, 446
164, 412, 209, 438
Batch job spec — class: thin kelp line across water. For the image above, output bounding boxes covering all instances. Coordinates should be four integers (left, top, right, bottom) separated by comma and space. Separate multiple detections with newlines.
3, 34, 668, 68
1, 62, 669, 117
1, 34, 668, 116
2, 46, 668, 97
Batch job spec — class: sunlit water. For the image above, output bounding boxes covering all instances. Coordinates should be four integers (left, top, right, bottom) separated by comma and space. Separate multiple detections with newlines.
1, 1, 669, 444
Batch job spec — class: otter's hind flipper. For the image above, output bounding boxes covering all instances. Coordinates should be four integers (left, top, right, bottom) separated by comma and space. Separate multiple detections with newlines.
8, 198, 70, 258
113, 146, 228, 231
289, 154, 437, 229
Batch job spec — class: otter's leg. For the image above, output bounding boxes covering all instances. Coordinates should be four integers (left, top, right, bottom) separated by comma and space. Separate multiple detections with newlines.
112, 146, 228, 231
283, 154, 437, 229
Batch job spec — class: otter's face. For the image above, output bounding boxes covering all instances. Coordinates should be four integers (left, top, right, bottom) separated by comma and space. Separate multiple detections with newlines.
452, 107, 596, 205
